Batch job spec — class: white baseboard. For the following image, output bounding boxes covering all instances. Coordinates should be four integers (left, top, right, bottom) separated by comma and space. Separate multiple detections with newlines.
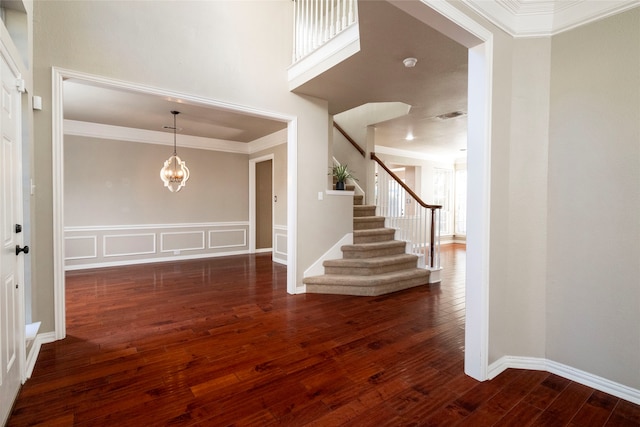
272, 255, 287, 265
25, 331, 57, 380
65, 249, 251, 271
488, 355, 640, 405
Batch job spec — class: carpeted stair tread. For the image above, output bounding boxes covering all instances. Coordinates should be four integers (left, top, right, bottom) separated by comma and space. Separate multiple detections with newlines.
353, 216, 386, 230
341, 240, 406, 259
353, 205, 376, 217
353, 228, 396, 243
323, 254, 420, 275
304, 269, 430, 296
324, 253, 417, 267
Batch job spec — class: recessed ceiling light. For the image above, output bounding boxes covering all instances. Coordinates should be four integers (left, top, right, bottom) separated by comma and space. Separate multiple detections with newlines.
405, 133, 415, 141
403, 57, 417, 68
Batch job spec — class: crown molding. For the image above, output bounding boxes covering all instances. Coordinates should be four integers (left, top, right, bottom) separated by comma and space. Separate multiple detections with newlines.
248, 129, 287, 155
64, 120, 285, 155
463, 0, 640, 37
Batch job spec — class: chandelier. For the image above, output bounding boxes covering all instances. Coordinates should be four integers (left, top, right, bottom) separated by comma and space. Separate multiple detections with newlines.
160, 110, 190, 192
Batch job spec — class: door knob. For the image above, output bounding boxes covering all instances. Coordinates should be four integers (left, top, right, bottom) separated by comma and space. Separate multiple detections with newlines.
15, 245, 29, 256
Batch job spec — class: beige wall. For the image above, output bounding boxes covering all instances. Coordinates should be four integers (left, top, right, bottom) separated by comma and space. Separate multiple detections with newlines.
490, 36, 551, 362
65, 136, 249, 225
547, 8, 640, 388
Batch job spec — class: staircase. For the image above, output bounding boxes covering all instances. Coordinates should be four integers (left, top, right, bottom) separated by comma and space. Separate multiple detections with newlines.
303, 191, 430, 296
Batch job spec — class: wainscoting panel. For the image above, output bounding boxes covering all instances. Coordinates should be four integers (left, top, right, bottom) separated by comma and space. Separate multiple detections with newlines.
209, 229, 246, 249
104, 233, 156, 257
65, 222, 250, 270
65, 236, 97, 260
273, 225, 287, 265
161, 231, 205, 253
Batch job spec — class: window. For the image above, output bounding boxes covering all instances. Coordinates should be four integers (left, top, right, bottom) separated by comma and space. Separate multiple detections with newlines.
455, 168, 467, 236
433, 168, 454, 235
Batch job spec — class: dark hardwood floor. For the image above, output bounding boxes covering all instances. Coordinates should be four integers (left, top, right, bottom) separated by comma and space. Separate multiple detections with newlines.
9, 244, 640, 426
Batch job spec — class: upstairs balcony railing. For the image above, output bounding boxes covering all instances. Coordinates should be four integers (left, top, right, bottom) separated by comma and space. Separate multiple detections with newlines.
292, 0, 358, 62
371, 153, 442, 270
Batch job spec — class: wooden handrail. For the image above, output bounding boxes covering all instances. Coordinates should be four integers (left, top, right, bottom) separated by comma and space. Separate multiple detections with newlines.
333, 122, 366, 157
370, 152, 442, 210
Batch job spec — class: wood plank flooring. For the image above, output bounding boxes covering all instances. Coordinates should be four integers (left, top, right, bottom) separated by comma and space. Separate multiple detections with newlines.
8, 244, 640, 426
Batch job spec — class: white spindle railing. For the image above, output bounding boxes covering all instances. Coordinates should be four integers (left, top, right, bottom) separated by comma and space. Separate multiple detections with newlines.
292, 0, 358, 62
372, 153, 441, 270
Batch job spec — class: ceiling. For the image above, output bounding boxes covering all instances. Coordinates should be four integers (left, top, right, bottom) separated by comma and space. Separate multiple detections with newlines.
63, 0, 637, 159
64, 79, 287, 143
292, 0, 469, 159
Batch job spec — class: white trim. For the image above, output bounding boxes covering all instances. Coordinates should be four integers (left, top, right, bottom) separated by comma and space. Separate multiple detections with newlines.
52, 68, 298, 336
65, 250, 251, 271
249, 129, 287, 154
489, 356, 640, 405
64, 119, 287, 155
287, 120, 298, 293
64, 120, 249, 154
52, 68, 66, 340
462, 0, 640, 38
249, 154, 275, 254
24, 332, 56, 380
64, 221, 249, 232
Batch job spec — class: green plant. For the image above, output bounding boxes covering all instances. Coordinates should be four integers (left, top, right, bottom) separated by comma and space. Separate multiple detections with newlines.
331, 164, 358, 183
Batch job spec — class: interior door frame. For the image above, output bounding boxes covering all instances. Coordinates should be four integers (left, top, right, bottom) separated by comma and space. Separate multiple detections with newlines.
51, 68, 299, 340
389, 0, 494, 381
249, 154, 275, 254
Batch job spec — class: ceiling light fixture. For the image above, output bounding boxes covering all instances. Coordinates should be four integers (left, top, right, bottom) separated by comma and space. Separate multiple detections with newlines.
160, 110, 190, 192
403, 57, 417, 68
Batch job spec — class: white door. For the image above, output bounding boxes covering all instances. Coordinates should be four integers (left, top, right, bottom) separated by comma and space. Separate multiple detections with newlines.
0, 53, 24, 426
